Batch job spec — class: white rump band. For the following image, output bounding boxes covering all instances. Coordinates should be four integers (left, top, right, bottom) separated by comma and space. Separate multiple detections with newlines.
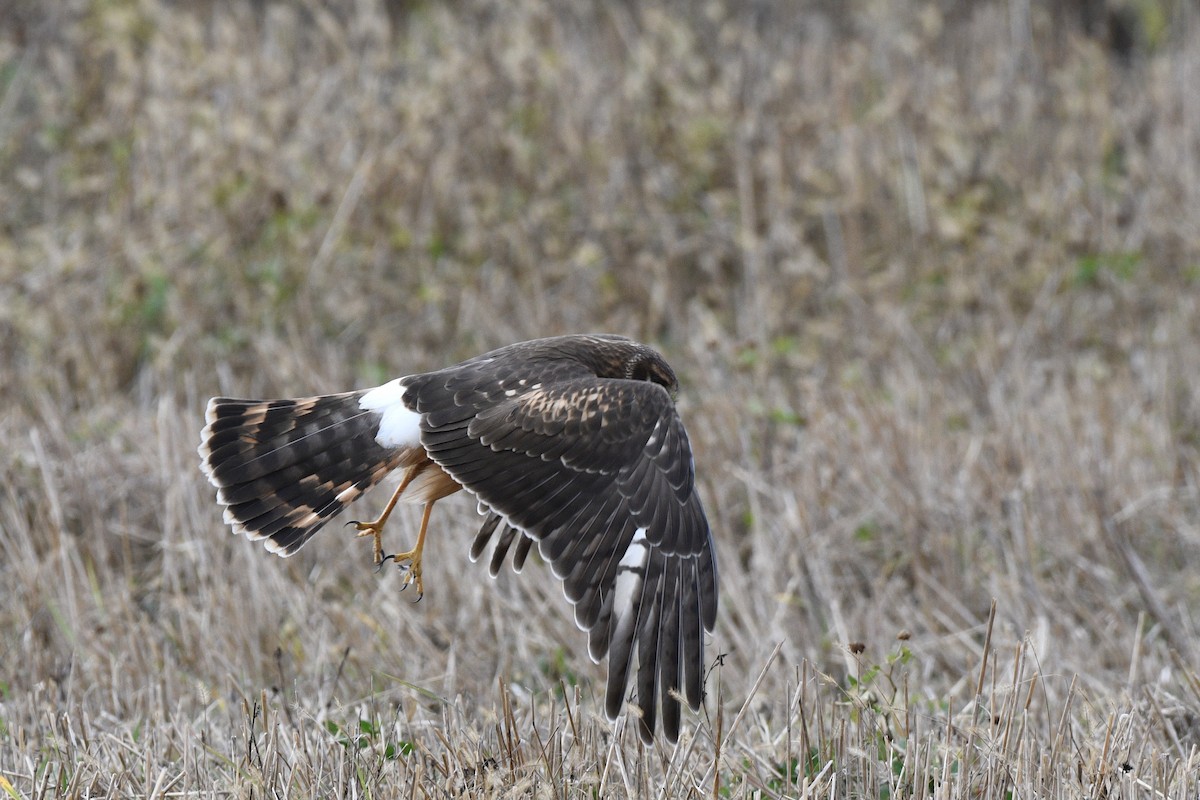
360, 379, 422, 449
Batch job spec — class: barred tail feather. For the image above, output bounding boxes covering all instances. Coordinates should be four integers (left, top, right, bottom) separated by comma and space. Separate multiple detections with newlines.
198, 392, 410, 556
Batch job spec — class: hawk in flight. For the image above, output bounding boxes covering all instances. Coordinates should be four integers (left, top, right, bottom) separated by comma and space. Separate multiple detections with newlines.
198, 334, 718, 743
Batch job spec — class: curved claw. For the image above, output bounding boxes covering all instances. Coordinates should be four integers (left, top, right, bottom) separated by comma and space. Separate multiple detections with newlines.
345, 519, 360, 529
401, 578, 424, 602
375, 554, 395, 573
389, 557, 424, 599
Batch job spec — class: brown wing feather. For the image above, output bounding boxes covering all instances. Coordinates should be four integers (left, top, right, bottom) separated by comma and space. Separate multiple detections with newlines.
404, 365, 717, 744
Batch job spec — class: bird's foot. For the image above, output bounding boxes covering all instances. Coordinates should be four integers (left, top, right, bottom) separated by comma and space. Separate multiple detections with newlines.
347, 519, 387, 566
388, 547, 424, 601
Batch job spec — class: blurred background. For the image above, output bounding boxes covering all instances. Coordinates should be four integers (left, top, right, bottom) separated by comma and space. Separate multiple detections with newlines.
2, 0, 1199, 795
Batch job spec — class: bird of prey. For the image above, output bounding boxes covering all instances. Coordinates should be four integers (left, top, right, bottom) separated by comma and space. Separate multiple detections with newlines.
198, 334, 718, 743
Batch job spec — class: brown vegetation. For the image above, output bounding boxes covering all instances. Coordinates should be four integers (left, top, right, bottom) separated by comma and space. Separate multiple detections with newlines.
2, 0, 1199, 796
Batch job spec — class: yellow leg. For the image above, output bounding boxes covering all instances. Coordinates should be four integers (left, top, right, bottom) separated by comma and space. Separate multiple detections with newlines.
390, 502, 435, 599
349, 467, 416, 566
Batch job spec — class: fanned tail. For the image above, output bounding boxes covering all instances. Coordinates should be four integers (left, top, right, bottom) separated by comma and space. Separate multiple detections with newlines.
197, 392, 408, 555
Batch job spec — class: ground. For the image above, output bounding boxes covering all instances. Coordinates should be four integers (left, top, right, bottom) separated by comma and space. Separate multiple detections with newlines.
2, 0, 1199, 796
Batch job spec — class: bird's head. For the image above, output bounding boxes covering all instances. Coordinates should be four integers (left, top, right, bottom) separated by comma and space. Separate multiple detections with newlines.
624, 349, 679, 399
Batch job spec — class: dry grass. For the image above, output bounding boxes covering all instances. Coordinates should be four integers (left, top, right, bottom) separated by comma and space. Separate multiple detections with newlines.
3, 0, 1200, 796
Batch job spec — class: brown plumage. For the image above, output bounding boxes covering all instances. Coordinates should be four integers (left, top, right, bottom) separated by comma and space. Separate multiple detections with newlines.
198, 334, 718, 743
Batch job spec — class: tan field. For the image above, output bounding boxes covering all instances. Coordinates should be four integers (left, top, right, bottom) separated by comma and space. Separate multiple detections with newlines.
2, 1, 1199, 796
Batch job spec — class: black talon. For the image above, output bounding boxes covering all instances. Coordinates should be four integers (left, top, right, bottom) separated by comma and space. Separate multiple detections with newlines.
345, 520, 360, 528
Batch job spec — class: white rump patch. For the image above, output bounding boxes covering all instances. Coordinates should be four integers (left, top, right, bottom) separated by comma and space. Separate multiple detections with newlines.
360, 379, 422, 449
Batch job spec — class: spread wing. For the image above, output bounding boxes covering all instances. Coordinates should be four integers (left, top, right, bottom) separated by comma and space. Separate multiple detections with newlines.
403, 365, 718, 743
